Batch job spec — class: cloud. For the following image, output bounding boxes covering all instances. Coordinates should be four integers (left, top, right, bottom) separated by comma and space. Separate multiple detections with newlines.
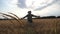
17, 0, 27, 8
46, 4, 60, 16
0, 0, 29, 18
38, 1, 60, 16
0, 0, 60, 18
34, 0, 58, 11
0, 0, 18, 12
17, 0, 59, 11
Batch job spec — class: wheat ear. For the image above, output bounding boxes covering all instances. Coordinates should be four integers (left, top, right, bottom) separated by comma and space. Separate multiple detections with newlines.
0, 13, 22, 25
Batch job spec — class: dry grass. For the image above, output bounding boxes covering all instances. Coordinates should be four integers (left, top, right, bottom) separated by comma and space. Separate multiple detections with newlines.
0, 13, 60, 34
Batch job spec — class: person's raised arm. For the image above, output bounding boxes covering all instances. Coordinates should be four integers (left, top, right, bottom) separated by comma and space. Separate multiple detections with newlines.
21, 15, 28, 19
32, 14, 38, 17
32, 14, 40, 18
23, 16, 26, 19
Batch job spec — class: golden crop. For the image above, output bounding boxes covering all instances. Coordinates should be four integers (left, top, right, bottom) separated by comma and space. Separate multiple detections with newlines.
0, 13, 60, 34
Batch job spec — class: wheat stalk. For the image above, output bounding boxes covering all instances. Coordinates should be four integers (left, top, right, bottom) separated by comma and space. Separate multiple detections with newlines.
8, 12, 23, 22
0, 13, 23, 26
2, 15, 15, 24
8, 12, 24, 25
8, 12, 19, 19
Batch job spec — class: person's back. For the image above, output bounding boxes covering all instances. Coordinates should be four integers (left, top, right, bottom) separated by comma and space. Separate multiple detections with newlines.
27, 11, 32, 23
22, 11, 39, 23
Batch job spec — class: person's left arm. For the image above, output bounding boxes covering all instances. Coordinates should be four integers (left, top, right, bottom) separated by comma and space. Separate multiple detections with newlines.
32, 14, 38, 17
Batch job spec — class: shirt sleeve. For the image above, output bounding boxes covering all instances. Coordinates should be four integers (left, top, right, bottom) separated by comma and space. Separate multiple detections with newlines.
32, 14, 38, 17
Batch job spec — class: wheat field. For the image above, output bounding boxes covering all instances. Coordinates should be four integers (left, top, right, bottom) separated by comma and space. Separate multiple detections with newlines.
0, 13, 60, 34
0, 18, 60, 34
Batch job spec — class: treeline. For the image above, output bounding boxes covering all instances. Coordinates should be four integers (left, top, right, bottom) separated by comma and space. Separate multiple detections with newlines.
34, 16, 60, 19
0, 16, 60, 20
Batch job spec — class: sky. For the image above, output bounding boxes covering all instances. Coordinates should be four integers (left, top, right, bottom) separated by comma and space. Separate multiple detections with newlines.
0, 0, 60, 18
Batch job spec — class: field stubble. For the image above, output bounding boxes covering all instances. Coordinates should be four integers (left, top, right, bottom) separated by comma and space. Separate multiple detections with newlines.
0, 18, 60, 34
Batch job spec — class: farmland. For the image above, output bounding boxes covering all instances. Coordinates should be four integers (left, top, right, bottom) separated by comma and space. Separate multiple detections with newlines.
0, 18, 60, 34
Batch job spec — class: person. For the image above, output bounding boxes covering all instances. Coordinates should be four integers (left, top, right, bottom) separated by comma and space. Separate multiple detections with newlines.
21, 11, 39, 23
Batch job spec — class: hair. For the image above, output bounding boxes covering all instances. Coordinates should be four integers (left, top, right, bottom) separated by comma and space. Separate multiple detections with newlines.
28, 11, 31, 13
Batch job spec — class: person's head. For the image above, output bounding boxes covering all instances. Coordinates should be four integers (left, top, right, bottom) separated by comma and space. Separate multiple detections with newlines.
28, 11, 31, 14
